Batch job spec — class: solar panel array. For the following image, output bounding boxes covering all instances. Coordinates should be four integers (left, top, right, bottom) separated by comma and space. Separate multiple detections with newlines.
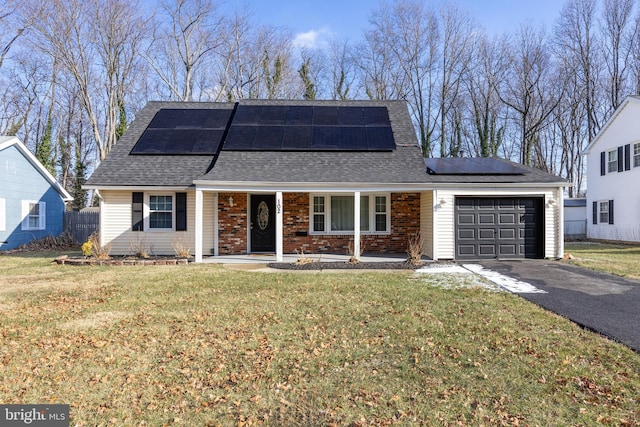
222, 105, 395, 151
424, 157, 526, 175
130, 109, 233, 155
129, 105, 396, 155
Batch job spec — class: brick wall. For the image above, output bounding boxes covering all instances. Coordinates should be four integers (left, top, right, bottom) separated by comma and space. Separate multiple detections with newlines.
217, 193, 248, 255
217, 192, 421, 255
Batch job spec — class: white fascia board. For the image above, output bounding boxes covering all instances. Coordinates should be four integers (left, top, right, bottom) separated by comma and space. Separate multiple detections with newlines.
193, 181, 432, 193
1, 136, 74, 201
584, 96, 640, 155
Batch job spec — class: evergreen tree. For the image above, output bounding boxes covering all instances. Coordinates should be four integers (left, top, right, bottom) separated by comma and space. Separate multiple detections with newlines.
115, 101, 127, 141
36, 116, 56, 175
298, 58, 316, 100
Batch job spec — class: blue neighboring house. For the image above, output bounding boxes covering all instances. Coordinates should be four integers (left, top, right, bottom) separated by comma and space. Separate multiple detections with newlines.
0, 136, 73, 250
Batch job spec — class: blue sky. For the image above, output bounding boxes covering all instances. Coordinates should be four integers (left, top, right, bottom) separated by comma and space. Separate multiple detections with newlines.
245, 0, 564, 48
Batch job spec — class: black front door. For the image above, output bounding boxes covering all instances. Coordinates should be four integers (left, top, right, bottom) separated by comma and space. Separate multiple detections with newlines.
250, 194, 276, 252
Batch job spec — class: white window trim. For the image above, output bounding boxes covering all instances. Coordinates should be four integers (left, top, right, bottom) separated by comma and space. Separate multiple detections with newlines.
0, 198, 5, 232
607, 149, 618, 173
598, 200, 609, 224
633, 142, 640, 168
144, 192, 176, 232
309, 193, 391, 236
21, 200, 46, 231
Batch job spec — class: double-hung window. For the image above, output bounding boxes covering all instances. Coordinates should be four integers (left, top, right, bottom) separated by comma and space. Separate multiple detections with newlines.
599, 201, 610, 224
149, 195, 173, 229
21, 200, 46, 231
310, 193, 389, 234
634, 143, 640, 168
607, 149, 618, 173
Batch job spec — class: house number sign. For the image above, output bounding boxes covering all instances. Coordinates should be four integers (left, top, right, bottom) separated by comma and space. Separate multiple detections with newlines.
257, 201, 269, 231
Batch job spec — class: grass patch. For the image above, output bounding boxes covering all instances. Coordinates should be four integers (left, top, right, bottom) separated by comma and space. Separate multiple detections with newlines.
565, 242, 640, 280
0, 253, 639, 425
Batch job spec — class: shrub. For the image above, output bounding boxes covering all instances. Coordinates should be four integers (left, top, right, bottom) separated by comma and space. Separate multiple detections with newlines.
406, 232, 424, 266
172, 235, 192, 259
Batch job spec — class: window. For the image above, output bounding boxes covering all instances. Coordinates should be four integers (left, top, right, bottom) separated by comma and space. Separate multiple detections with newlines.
21, 200, 46, 231
310, 194, 389, 234
599, 201, 609, 224
634, 143, 640, 168
0, 198, 5, 232
149, 195, 173, 229
607, 149, 618, 173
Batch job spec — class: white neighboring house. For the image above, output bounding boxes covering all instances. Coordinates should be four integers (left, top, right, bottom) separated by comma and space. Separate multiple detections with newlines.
584, 96, 640, 242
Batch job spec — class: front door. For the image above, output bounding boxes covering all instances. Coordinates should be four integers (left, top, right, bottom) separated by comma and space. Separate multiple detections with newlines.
250, 194, 276, 252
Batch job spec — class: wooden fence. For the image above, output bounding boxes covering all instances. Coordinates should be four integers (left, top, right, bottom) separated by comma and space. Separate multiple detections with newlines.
64, 208, 100, 244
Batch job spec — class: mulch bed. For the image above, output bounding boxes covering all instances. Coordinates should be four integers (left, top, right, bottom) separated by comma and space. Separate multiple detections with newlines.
54, 255, 191, 266
267, 261, 424, 270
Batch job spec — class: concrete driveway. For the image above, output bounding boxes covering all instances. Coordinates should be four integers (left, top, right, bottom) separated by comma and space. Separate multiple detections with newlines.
471, 259, 640, 353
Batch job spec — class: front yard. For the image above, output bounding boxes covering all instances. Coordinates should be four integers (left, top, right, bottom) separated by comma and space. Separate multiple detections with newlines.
565, 242, 640, 280
0, 252, 639, 426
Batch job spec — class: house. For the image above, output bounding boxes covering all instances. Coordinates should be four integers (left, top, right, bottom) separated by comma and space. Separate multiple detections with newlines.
0, 136, 73, 250
584, 96, 640, 242
85, 100, 567, 262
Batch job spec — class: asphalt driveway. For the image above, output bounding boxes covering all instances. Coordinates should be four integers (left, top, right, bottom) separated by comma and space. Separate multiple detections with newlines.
472, 259, 640, 353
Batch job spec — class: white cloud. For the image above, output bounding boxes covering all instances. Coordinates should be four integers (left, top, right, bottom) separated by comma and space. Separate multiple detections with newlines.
292, 27, 333, 50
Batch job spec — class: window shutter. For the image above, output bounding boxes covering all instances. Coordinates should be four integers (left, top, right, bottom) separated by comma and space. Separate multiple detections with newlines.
176, 192, 187, 231
132, 192, 144, 231
625, 144, 631, 171
617, 146, 624, 172
600, 151, 606, 175
609, 200, 614, 225
38, 201, 46, 230
592, 201, 598, 224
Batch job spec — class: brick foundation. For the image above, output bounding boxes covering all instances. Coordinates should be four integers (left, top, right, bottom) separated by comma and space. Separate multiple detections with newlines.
217, 192, 421, 255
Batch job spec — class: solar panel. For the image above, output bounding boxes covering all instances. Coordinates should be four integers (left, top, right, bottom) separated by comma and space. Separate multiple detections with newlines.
258, 106, 288, 125
424, 157, 526, 175
223, 126, 257, 150
254, 126, 284, 149
131, 108, 233, 155
365, 127, 395, 150
232, 105, 259, 125
312, 126, 340, 149
221, 104, 396, 152
364, 107, 391, 126
339, 127, 367, 150
338, 107, 364, 126
313, 106, 339, 125
282, 126, 312, 149
286, 106, 313, 125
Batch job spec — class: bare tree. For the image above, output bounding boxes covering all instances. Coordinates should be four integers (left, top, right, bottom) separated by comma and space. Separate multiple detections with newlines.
554, 0, 601, 143
600, 0, 636, 113
146, 0, 225, 102
464, 34, 509, 157
437, 3, 475, 157
25, 0, 149, 161
0, 0, 24, 70
327, 38, 357, 100
362, 0, 439, 157
501, 25, 563, 167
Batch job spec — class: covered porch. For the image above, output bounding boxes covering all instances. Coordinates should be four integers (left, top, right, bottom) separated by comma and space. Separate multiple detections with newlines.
192, 183, 426, 263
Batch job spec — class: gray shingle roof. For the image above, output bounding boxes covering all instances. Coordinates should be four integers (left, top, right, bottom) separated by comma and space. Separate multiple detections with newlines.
86, 99, 566, 188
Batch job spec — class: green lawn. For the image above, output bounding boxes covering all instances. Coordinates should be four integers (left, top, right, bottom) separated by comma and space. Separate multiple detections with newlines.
0, 252, 639, 426
565, 242, 640, 280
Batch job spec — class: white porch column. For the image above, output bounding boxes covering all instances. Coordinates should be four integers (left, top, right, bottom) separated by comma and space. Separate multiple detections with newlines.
276, 191, 283, 262
213, 193, 219, 256
195, 189, 203, 263
354, 191, 361, 259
